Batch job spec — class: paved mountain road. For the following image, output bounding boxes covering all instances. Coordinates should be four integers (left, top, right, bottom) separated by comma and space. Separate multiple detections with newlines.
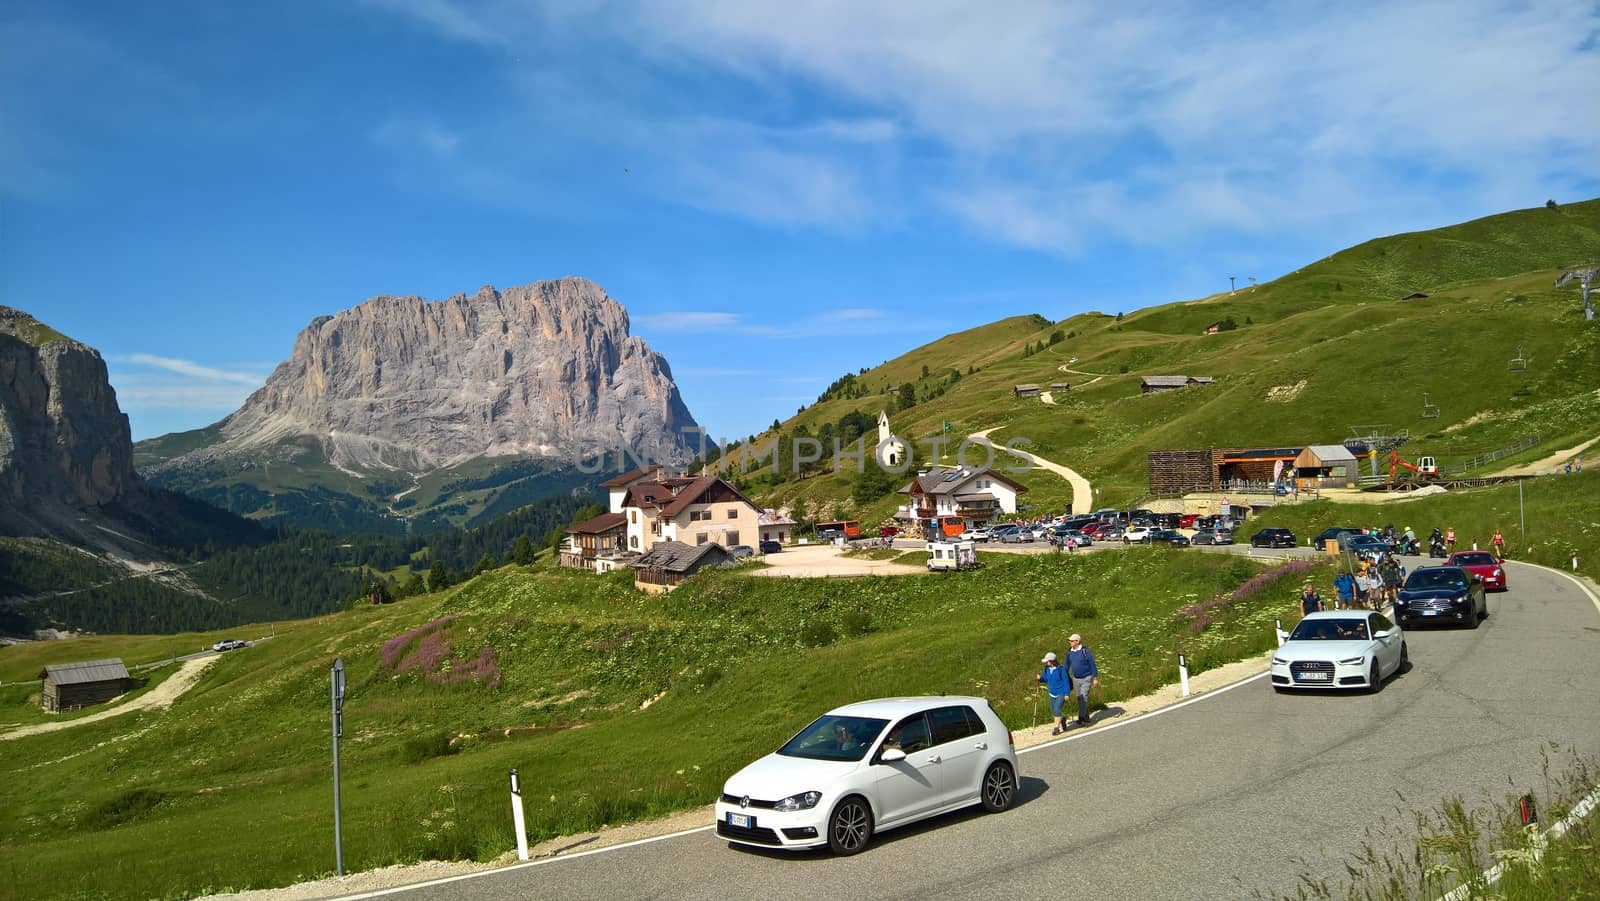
363, 561, 1600, 900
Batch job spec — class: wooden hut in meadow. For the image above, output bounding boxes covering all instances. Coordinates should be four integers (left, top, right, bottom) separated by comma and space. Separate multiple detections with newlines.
39, 659, 134, 712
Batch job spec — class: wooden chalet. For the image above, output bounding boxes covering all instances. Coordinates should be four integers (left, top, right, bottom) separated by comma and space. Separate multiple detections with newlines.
39, 659, 135, 712
560, 511, 628, 571
1013, 384, 1040, 397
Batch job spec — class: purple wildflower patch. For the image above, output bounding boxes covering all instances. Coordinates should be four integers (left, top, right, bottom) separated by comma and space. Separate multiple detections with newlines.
1175, 559, 1317, 633
380, 614, 463, 671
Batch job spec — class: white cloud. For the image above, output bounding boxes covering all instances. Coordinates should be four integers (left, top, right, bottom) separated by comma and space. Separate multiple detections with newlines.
125, 354, 265, 385
634, 311, 742, 331
823, 308, 884, 321
678, 368, 777, 376
364, 0, 1600, 252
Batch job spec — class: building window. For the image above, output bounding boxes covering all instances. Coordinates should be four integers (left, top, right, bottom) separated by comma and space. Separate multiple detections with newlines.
630, 511, 638, 523
727, 531, 740, 545
630, 535, 639, 549
727, 508, 739, 518
652, 522, 661, 535
697, 533, 708, 545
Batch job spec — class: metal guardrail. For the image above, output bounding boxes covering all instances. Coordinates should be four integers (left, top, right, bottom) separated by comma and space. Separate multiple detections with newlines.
1452, 435, 1542, 474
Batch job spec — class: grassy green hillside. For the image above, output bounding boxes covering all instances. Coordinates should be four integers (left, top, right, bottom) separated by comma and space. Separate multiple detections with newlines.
6, 472, 1598, 899
0, 549, 1315, 899
738, 199, 1600, 516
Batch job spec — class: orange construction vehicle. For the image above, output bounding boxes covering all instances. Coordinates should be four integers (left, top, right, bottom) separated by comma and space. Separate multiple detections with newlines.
1388, 451, 1440, 484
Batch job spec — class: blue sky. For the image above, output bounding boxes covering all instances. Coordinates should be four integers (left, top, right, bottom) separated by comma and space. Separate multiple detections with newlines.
4, 1, 1597, 444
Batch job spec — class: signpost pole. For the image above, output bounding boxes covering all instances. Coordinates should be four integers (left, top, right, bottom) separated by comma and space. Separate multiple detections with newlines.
331, 658, 346, 876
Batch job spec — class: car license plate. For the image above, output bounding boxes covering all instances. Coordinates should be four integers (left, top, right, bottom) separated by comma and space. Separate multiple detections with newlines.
728, 813, 752, 829
1422, 609, 1438, 616
1297, 672, 1331, 681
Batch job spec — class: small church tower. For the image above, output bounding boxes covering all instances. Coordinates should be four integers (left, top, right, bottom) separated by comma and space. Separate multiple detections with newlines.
876, 411, 908, 468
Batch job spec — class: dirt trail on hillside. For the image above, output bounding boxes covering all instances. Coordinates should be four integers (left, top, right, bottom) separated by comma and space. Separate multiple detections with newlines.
1055, 364, 1105, 388
0, 655, 218, 741
1489, 435, 1600, 477
969, 427, 1093, 515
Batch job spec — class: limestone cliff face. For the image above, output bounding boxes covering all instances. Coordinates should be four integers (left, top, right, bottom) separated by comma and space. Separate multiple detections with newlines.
161, 277, 699, 473
0, 307, 135, 512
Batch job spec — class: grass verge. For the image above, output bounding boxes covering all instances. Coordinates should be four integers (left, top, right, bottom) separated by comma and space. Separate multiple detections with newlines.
0, 550, 1320, 900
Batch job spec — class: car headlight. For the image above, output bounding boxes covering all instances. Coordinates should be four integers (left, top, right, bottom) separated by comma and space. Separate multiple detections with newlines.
774, 790, 823, 812
1493, 568, 1502, 577
1337, 656, 1366, 665
1271, 656, 1287, 666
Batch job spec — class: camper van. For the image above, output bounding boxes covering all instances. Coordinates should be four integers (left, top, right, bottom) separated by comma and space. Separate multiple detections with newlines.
927, 540, 978, 572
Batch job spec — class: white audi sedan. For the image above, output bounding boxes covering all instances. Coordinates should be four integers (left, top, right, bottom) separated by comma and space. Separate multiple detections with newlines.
715, 696, 1018, 855
1270, 610, 1408, 693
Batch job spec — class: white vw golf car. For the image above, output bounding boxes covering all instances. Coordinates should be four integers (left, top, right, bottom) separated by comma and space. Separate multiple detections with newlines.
715, 696, 1019, 855
1270, 610, 1408, 693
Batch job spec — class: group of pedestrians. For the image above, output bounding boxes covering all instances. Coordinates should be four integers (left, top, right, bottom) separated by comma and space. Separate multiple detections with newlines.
1037, 635, 1099, 735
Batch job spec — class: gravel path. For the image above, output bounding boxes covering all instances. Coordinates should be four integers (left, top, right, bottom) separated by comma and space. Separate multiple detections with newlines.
0, 654, 219, 741
969, 426, 1094, 515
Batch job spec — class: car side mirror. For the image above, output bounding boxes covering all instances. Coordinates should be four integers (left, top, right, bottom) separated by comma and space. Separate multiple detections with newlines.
879, 748, 907, 763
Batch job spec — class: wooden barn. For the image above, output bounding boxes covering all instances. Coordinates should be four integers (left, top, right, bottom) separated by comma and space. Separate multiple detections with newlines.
632, 541, 733, 593
39, 659, 134, 712
1013, 384, 1040, 398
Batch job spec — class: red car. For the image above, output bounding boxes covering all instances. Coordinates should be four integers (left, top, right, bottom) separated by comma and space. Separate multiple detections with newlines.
1081, 521, 1110, 538
1446, 550, 1507, 591
1178, 513, 1198, 529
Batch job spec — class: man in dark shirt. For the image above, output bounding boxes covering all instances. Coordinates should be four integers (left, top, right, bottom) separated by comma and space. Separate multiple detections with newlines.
1300, 582, 1323, 616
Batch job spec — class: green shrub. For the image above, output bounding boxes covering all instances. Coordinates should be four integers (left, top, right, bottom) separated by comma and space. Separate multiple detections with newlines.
402, 731, 457, 764
1068, 604, 1100, 619
799, 620, 837, 648
840, 609, 873, 637
85, 788, 167, 829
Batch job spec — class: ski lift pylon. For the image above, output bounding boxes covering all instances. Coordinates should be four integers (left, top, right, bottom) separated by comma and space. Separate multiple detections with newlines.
1509, 346, 1527, 372
1421, 392, 1440, 420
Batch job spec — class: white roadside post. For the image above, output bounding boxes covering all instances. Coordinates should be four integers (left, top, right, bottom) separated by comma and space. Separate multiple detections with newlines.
510, 769, 529, 861
1178, 654, 1191, 697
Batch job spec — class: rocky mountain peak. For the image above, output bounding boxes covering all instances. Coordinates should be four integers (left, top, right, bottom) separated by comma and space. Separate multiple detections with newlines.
0, 306, 136, 517
163, 277, 699, 475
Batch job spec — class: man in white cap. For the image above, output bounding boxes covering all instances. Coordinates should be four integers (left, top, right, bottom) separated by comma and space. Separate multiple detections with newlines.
1037, 651, 1071, 734
1065, 634, 1100, 726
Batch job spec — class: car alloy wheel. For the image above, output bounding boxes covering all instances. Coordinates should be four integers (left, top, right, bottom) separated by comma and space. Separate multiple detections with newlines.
981, 761, 1017, 812
1367, 660, 1383, 694
827, 796, 873, 855
1399, 642, 1410, 674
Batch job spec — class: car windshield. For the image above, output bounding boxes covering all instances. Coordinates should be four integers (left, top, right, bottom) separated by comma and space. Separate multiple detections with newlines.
1452, 552, 1496, 566
777, 714, 889, 762
1406, 569, 1467, 590
1289, 619, 1371, 641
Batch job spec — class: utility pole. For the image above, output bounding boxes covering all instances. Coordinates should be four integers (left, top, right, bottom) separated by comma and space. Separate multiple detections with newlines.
331, 658, 346, 875
1229, 275, 1236, 295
